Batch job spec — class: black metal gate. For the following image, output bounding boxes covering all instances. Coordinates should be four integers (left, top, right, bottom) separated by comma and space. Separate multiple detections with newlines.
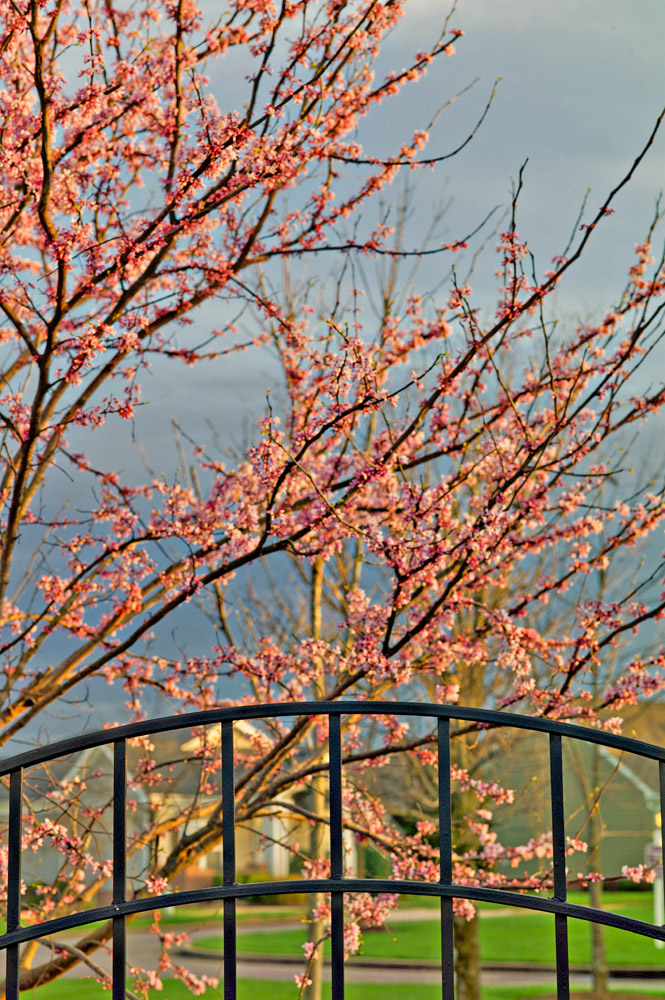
1, 701, 664, 999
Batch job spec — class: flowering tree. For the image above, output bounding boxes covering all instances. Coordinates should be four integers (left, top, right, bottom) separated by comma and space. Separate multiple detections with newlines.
2, 0, 665, 996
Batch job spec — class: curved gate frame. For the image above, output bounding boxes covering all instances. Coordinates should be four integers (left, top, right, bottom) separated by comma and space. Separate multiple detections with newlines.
1, 701, 664, 1000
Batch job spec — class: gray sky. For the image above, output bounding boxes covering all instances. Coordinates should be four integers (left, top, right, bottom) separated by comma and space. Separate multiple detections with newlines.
38, 0, 665, 736
368, 0, 665, 303
72, 0, 665, 477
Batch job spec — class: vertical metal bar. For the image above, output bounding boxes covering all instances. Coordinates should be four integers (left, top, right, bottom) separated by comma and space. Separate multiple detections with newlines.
659, 760, 665, 932
329, 712, 344, 1000
113, 739, 127, 1000
222, 720, 237, 1000
438, 718, 455, 1000
549, 732, 569, 1000
6, 768, 23, 1000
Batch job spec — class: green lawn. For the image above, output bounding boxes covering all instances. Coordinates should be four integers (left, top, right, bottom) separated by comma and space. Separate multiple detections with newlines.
479, 902, 661, 966
130, 890, 651, 926
131, 904, 306, 927
16, 980, 665, 1000
195, 895, 665, 967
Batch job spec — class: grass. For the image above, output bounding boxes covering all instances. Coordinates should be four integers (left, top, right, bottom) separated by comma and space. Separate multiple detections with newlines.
388, 889, 653, 915
133, 890, 654, 927
17, 890, 649, 932
194, 893, 665, 967
131, 904, 306, 927
4, 904, 308, 935
15, 981, 665, 1000
479, 902, 660, 967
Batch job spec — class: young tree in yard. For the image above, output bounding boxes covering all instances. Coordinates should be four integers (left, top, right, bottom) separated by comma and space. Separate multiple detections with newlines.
2, 0, 665, 997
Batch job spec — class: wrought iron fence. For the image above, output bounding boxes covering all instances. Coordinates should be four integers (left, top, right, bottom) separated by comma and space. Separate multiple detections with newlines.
1, 701, 664, 1000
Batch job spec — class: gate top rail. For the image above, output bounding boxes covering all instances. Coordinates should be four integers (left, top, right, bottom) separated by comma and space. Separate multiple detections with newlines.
1, 700, 665, 775
2, 700, 664, 1000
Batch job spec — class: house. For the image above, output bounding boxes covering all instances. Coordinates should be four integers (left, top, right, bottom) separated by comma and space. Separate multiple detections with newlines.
354, 703, 665, 885
489, 709, 663, 881
5, 702, 663, 906
2, 719, 313, 907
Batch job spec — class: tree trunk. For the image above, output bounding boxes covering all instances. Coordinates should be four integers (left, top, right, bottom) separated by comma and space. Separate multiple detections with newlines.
589, 744, 609, 999
589, 878, 609, 999
304, 790, 326, 1000
305, 559, 326, 1000
451, 714, 482, 1000
454, 912, 480, 1000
